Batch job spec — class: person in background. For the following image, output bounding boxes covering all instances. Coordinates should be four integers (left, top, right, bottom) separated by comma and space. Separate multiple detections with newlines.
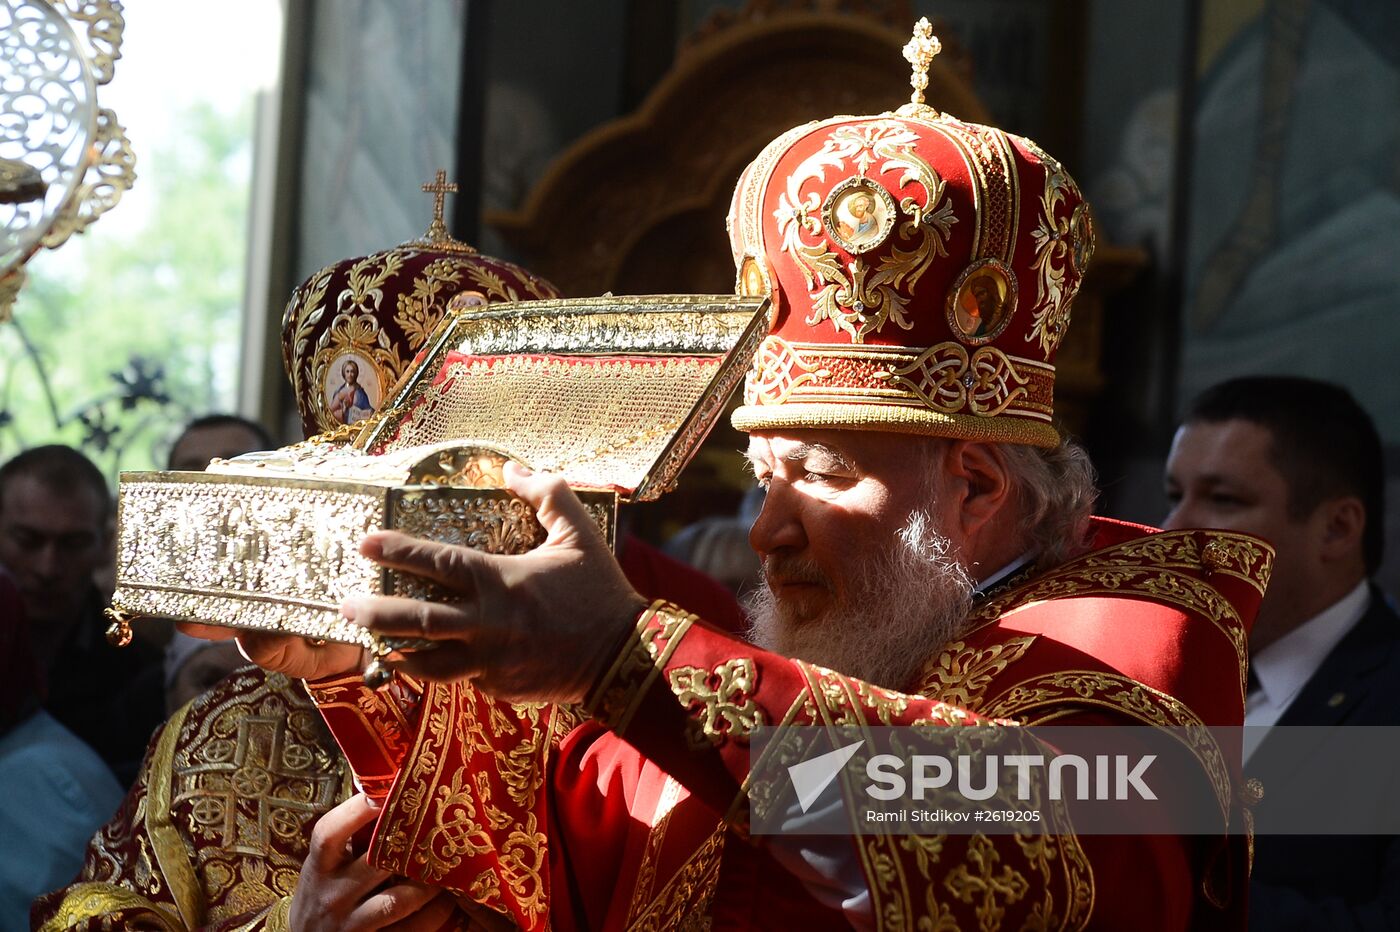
0, 444, 164, 786
162, 414, 275, 712
0, 569, 122, 930
1163, 374, 1400, 929
166, 413, 274, 472
663, 486, 765, 599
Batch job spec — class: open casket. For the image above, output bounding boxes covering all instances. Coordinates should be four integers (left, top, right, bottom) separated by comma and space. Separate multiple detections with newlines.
108, 294, 767, 676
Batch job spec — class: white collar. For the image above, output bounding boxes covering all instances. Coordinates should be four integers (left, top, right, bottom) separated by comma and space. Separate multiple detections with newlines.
975, 553, 1036, 596
1250, 579, 1370, 711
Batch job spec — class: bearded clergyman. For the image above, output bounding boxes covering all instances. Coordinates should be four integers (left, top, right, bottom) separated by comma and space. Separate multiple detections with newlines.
183, 23, 1265, 932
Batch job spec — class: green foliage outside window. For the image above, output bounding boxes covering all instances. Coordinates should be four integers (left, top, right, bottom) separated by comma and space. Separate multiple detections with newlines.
0, 99, 251, 481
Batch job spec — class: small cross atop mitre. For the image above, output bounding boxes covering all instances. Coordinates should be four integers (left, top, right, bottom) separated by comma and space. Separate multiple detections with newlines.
898, 17, 942, 118
412, 170, 476, 254
422, 170, 457, 242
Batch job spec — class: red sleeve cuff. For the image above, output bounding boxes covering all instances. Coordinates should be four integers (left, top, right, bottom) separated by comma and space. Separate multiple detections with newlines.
303, 672, 422, 798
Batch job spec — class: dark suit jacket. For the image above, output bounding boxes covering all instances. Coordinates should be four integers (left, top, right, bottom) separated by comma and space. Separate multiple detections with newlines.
1247, 586, 1400, 930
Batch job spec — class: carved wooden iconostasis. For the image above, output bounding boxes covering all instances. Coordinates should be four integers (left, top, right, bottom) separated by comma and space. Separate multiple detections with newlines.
487, 7, 1144, 542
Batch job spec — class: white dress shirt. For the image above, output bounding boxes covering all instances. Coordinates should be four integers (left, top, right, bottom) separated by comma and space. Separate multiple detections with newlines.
1243, 579, 1370, 763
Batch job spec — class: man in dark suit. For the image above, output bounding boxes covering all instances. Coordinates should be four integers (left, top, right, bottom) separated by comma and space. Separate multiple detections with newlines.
1163, 375, 1400, 930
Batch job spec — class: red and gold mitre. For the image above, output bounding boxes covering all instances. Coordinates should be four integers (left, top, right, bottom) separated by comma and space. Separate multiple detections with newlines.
281, 173, 561, 438
728, 20, 1094, 447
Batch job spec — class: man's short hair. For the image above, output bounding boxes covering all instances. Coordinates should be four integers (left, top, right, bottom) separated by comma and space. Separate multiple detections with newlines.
1184, 376, 1385, 573
0, 444, 111, 521
169, 414, 274, 464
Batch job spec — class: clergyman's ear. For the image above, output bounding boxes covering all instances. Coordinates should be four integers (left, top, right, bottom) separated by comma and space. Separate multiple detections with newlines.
939, 440, 1014, 539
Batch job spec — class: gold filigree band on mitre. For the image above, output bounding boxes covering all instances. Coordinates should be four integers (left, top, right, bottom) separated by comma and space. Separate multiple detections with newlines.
732, 336, 1058, 446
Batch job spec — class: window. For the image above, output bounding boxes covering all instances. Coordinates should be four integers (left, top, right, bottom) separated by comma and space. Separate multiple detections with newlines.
0, 0, 284, 477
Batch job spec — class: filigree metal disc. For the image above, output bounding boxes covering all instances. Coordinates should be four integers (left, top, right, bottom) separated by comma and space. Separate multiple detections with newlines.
0, 0, 98, 276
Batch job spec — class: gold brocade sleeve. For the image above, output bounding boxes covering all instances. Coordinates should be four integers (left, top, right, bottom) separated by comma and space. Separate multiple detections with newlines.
303, 671, 424, 799
581, 548, 1260, 932
32, 668, 352, 932
299, 668, 584, 931
581, 602, 1097, 931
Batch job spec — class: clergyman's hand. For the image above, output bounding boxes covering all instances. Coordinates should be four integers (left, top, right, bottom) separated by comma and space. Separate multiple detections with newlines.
291, 794, 459, 932
345, 463, 649, 704
236, 630, 364, 682
175, 622, 364, 682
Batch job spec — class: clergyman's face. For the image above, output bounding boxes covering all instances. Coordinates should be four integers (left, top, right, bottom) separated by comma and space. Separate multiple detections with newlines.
743, 429, 974, 688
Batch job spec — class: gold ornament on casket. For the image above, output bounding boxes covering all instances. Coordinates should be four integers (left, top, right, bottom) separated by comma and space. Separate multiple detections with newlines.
108, 294, 768, 684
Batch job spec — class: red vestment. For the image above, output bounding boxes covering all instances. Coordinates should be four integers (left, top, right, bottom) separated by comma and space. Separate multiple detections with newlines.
32, 542, 743, 931
311, 519, 1268, 930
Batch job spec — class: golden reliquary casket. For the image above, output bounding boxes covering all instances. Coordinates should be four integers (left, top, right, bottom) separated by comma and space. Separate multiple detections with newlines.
109, 295, 767, 682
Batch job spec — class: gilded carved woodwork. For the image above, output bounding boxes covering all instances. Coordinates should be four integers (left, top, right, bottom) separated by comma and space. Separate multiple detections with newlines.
486, 12, 989, 302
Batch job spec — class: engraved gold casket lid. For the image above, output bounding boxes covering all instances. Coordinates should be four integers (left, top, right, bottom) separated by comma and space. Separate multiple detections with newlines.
111, 294, 768, 651
355, 293, 769, 501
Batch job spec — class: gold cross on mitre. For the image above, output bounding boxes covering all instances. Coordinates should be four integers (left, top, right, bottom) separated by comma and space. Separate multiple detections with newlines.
899, 17, 942, 118
421, 170, 458, 244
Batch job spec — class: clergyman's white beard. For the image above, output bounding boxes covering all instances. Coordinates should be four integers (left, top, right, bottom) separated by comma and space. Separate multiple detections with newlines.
744, 510, 976, 691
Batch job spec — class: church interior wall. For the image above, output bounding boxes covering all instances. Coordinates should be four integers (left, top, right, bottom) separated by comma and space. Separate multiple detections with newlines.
270, 0, 1400, 592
